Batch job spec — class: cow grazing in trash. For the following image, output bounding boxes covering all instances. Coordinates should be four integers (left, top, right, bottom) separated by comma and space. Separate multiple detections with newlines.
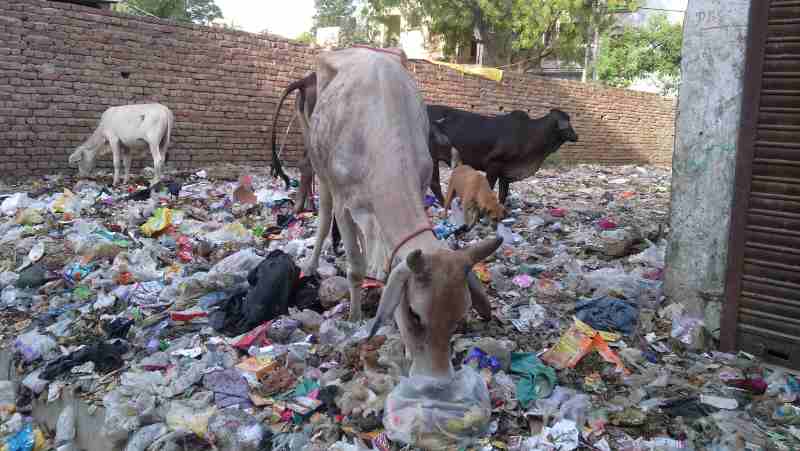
270, 73, 343, 251
271, 73, 452, 215
427, 106, 578, 205
302, 47, 502, 378
68, 103, 174, 186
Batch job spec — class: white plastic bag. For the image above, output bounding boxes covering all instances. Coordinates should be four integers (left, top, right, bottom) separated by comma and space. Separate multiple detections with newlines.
384, 367, 491, 449
209, 248, 263, 276
1, 193, 30, 216
14, 330, 57, 363
55, 406, 76, 444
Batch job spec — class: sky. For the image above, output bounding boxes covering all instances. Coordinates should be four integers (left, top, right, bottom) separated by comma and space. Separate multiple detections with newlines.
214, 0, 315, 38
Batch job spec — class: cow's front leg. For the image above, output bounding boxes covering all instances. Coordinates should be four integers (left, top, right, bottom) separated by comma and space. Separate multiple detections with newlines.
430, 161, 446, 205
109, 139, 122, 187
498, 178, 511, 205
335, 209, 366, 323
486, 168, 500, 191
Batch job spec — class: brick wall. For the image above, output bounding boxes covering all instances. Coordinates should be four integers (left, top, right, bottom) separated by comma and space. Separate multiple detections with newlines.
0, 0, 676, 177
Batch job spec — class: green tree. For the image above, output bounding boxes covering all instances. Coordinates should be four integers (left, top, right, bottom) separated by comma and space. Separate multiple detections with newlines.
597, 13, 683, 95
120, 0, 222, 25
313, 0, 379, 46
296, 31, 315, 44
365, 0, 637, 71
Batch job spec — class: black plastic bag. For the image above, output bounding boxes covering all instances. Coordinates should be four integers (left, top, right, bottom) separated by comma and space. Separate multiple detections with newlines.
210, 250, 300, 336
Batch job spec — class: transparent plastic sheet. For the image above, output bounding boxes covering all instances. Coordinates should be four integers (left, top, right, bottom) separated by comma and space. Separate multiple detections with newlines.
124, 423, 168, 451
0, 381, 16, 419
383, 367, 491, 449
204, 222, 253, 246
101, 389, 158, 443
319, 277, 350, 308
1, 193, 30, 216
209, 248, 263, 276
629, 239, 667, 269
165, 400, 216, 439
22, 370, 48, 394
207, 409, 269, 451
55, 406, 76, 445
174, 272, 248, 306
584, 265, 642, 301
271, 432, 311, 451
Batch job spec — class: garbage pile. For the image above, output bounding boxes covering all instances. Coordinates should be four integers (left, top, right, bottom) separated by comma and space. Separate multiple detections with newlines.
0, 164, 797, 451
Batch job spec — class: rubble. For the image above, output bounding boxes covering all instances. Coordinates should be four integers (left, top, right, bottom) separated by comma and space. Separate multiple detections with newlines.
0, 164, 797, 451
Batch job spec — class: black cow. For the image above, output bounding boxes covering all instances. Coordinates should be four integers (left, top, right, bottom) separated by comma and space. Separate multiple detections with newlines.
427, 106, 578, 204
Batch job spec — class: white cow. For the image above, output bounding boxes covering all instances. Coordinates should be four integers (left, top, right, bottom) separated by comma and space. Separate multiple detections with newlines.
302, 48, 502, 378
68, 103, 174, 186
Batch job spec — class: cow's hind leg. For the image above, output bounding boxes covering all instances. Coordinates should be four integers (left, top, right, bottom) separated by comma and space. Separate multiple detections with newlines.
294, 157, 314, 214
122, 146, 132, 185
335, 209, 366, 323
109, 139, 122, 187
306, 181, 332, 275
148, 139, 163, 185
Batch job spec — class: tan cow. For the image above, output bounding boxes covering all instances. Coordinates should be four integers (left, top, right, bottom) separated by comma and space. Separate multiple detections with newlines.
302, 47, 502, 379
68, 103, 174, 186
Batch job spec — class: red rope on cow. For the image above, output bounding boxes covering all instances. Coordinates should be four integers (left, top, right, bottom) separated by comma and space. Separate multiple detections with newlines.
383, 226, 433, 282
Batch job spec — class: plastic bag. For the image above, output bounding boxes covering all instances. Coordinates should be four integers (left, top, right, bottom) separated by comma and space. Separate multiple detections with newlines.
1, 286, 19, 309
165, 401, 216, 439
449, 199, 465, 227
14, 208, 44, 226
1, 193, 30, 216
319, 276, 349, 308
0, 272, 19, 290
22, 370, 48, 394
205, 222, 253, 246
3, 423, 46, 451
497, 223, 522, 245
584, 266, 641, 301
207, 409, 269, 451
140, 208, 173, 237
209, 248, 263, 276
271, 432, 310, 451
384, 367, 491, 449
124, 423, 168, 451
0, 381, 16, 419
102, 389, 157, 443
541, 319, 628, 374
319, 319, 357, 345
629, 240, 666, 269
55, 406, 76, 445
14, 331, 57, 363
670, 314, 704, 347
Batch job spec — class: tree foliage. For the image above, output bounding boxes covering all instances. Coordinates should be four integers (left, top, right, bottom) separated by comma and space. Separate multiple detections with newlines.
121, 0, 222, 25
363, 0, 638, 71
597, 13, 683, 95
313, 0, 381, 46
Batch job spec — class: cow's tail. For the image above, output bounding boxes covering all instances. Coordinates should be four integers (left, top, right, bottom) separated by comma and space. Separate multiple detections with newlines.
161, 110, 173, 165
271, 79, 306, 190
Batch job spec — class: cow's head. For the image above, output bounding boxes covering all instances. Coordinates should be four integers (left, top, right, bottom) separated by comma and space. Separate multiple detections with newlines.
371, 237, 503, 379
550, 109, 578, 143
68, 145, 97, 177
430, 118, 451, 148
